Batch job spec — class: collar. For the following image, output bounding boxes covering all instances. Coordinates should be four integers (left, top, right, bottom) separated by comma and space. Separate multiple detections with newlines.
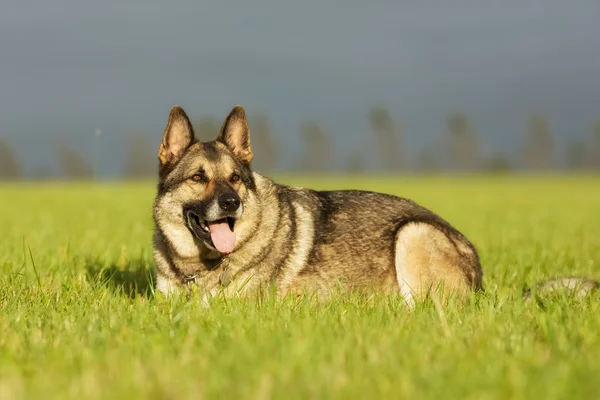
182, 257, 231, 287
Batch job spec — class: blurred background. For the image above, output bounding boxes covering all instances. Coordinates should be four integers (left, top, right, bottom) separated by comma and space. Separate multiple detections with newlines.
1, 0, 600, 181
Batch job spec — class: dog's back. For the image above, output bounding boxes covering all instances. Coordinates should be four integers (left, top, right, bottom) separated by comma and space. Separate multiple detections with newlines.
274, 187, 483, 301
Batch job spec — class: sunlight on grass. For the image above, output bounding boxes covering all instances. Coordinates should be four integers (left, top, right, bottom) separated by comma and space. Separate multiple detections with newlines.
1, 176, 599, 399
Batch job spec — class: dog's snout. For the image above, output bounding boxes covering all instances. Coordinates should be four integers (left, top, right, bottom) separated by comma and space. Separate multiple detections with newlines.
218, 192, 240, 212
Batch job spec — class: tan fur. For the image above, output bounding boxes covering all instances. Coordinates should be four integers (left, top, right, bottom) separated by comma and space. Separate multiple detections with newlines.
395, 222, 481, 305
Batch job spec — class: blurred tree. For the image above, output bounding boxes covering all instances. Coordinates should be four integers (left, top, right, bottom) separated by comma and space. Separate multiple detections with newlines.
565, 140, 587, 170
56, 139, 93, 180
300, 122, 331, 172
523, 114, 554, 170
193, 117, 221, 143
368, 105, 402, 171
249, 114, 278, 173
0, 139, 21, 180
30, 164, 55, 181
446, 112, 479, 171
123, 133, 155, 179
590, 120, 600, 169
345, 151, 365, 174
484, 153, 512, 173
416, 146, 438, 173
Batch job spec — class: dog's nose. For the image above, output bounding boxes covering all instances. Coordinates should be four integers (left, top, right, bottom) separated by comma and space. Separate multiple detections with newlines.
218, 192, 240, 212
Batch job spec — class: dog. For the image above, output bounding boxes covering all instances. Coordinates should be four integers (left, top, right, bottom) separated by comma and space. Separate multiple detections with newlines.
152, 105, 598, 305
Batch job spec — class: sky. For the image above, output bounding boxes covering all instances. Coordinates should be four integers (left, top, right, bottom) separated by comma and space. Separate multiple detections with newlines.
1, 0, 600, 175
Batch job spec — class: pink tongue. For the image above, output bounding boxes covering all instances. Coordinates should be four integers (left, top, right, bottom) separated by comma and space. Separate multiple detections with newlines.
208, 221, 236, 254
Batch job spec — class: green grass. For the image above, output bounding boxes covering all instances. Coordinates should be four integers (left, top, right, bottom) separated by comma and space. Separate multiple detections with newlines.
1, 176, 600, 399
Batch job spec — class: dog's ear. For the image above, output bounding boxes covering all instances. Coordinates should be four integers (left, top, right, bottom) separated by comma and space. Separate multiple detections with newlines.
217, 105, 253, 164
158, 105, 195, 166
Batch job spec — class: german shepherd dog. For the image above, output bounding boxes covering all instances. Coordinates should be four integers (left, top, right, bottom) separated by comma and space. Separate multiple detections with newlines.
153, 105, 598, 304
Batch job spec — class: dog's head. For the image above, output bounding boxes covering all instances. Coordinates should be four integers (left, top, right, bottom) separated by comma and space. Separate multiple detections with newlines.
155, 105, 259, 255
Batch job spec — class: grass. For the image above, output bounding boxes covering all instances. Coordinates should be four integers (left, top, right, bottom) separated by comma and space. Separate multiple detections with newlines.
1, 175, 600, 399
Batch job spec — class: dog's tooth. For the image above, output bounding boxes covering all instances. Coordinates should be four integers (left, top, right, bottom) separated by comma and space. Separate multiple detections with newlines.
199, 221, 209, 232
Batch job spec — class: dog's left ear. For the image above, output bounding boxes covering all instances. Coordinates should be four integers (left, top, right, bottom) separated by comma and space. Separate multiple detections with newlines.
217, 105, 253, 164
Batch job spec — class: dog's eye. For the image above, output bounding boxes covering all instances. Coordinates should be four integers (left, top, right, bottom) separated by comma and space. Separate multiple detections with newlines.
191, 174, 206, 182
230, 173, 240, 182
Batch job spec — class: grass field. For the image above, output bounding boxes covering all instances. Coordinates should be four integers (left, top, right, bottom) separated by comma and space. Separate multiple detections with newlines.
1, 176, 600, 399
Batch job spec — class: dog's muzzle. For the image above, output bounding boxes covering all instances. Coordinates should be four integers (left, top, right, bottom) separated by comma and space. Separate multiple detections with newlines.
184, 198, 241, 254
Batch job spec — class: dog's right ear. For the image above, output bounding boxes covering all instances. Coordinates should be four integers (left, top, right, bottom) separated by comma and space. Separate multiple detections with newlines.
158, 105, 195, 166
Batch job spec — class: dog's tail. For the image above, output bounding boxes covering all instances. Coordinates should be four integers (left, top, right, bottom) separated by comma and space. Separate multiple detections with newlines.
522, 276, 599, 301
